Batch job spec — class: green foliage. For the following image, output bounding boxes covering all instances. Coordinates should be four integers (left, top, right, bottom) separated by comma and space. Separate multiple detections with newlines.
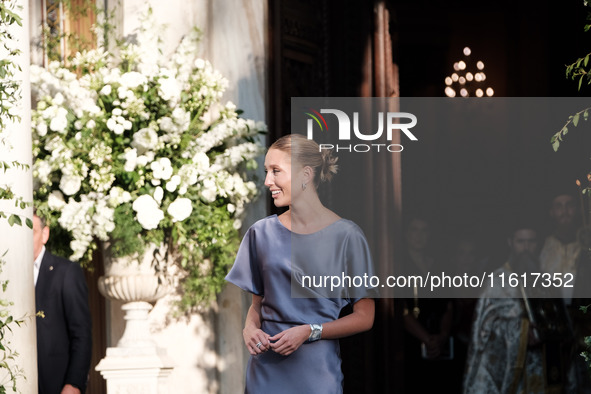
0, 254, 25, 393
0, 0, 22, 131
109, 204, 144, 258
558, 2, 591, 371
550, 107, 591, 151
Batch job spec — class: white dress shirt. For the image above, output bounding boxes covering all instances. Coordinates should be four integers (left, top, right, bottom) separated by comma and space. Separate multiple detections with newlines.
34, 245, 46, 286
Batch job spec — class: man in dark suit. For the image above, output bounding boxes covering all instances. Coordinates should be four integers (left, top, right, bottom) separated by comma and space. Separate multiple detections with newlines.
33, 213, 92, 394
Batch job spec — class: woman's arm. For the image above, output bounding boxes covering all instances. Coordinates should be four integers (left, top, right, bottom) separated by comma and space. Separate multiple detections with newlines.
269, 298, 375, 356
243, 294, 271, 355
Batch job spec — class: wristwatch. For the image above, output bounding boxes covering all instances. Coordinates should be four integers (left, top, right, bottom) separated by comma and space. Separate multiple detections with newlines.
308, 323, 323, 342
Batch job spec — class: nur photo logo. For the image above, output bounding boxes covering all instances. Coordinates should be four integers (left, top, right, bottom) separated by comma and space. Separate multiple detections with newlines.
303, 108, 418, 153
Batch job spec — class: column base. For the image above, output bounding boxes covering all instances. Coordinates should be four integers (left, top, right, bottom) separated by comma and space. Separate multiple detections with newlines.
96, 346, 174, 394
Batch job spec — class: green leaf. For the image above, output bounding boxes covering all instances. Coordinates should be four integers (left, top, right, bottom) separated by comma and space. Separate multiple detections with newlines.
574, 113, 580, 127
580, 75, 585, 91
7, 214, 21, 227
25, 218, 32, 229
552, 140, 561, 152
586, 55, 590, 68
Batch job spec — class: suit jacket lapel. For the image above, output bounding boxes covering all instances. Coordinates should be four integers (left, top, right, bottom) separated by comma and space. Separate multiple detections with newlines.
35, 252, 53, 303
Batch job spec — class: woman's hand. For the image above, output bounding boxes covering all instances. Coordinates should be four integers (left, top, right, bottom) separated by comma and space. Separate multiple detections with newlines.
243, 325, 271, 355
243, 294, 270, 355
269, 325, 310, 356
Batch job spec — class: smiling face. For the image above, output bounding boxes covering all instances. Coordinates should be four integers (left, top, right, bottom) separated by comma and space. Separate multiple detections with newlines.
264, 148, 293, 207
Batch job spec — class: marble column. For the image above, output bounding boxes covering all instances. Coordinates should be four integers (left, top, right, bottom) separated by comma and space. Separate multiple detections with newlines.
0, 0, 37, 391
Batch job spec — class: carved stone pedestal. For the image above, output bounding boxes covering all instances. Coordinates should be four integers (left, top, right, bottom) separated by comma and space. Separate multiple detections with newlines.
95, 304, 174, 394
95, 249, 175, 394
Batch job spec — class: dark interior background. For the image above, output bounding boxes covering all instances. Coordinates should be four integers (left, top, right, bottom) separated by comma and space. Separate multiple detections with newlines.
267, 0, 591, 392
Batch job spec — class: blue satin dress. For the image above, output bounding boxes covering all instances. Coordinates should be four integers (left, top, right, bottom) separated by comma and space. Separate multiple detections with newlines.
225, 215, 375, 394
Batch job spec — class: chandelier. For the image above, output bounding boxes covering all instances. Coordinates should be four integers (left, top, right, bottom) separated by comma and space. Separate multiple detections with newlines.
444, 47, 493, 98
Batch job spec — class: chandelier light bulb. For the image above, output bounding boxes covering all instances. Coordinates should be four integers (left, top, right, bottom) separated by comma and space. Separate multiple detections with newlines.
486, 87, 494, 96
459, 76, 466, 85
480, 72, 486, 81
452, 73, 459, 82
445, 77, 452, 85
460, 88, 468, 97
463, 47, 471, 56
474, 73, 482, 82
475, 88, 484, 97
458, 61, 466, 70
477, 61, 484, 70
445, 87, 456, 97
466, 72, 473, 81
453, 62, 460, 71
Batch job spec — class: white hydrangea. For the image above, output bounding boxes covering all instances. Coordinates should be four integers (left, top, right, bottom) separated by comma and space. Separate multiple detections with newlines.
59, 174, 82, 195
108, 187, 132, 207
201, 177, 218, 202
123, 148, 138, 172
132, 127, 159, 154
48, 190, 66, 211
167, 198, 192, 222
120, 71, 148, 89
151, 157, 173, 180
132, 195, 164, 230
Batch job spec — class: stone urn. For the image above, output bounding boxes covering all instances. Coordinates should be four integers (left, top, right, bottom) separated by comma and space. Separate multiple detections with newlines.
95, 242, 175, 393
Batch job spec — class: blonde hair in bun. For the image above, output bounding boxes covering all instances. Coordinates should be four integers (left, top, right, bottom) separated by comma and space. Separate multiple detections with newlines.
270, 134, 338, 188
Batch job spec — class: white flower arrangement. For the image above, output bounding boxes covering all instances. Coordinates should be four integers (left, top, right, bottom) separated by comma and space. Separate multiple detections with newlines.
32, 7, 265, 307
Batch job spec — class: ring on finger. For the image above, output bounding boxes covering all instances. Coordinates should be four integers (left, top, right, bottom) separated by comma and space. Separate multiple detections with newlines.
256, 341, 263, 349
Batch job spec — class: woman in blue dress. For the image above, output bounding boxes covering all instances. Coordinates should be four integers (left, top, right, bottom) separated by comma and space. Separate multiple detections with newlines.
225, 134, 375, 393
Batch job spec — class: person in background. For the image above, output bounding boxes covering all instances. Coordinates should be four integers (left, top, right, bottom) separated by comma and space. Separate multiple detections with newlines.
464, 223, 573, 394
400, 216, 456, 393
33, 211, 92, 394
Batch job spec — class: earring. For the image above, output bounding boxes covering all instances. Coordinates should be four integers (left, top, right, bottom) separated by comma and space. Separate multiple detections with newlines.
302, 183, 307, 191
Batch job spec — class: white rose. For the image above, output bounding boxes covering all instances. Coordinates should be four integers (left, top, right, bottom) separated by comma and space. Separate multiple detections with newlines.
167, 198, 192, 222
150, 157, 173, 180
36, 122, 48, 136
59, 174, 82, 195
100, 84, 112, 95
86, 119, 96, 129
114, 124, 125, 135
124, 148, 138, 172
201, 179, 217, 202
154, 186, 164, 203
48, 190, 66, 210
165, 175, 181, 192
49, 114, 68, 133
192, 152, 210, 171
136, 155, 149, 167
159, 117, 174, 133
53, 92, 65, 105
159, 76, 180, 102
106, 118, 117, 131
227, 203, 236, 213
132, 194, 164, 230
120, 71, 147, 89
131, 127, 158, 154
194, 58, 205, 69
